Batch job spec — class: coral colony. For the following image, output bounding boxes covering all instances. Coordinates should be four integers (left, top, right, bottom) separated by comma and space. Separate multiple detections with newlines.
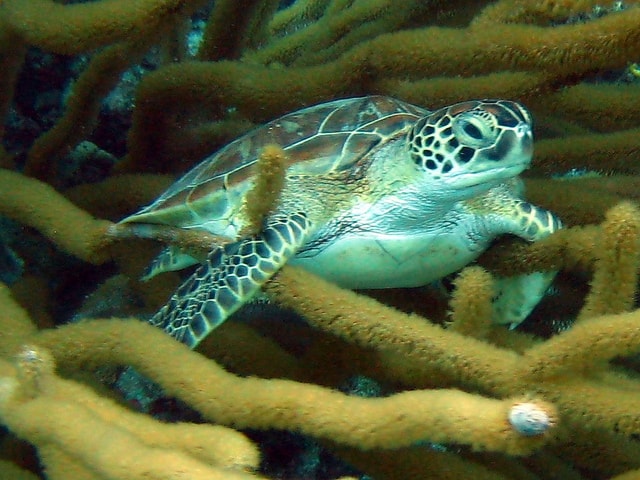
2, 1, 640, 479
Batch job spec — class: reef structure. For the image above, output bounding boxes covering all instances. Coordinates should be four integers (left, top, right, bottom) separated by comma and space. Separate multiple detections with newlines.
2, 0, 640, 479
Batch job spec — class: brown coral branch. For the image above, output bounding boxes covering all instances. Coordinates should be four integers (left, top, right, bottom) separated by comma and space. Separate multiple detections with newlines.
533, 84, 640, 133
122, 59, 362, 173
31, 319, 554, 455
532, 128, 640, 177
374, 71, 551, 109
0, 169, 113, 264
365, 6, 640, 79
24, 41, 153, 181
267, 0, 332, 38
246, 0, 429, 67
198, 0, 280, 61
0, 0, 201, 54
64, 174, 173, 221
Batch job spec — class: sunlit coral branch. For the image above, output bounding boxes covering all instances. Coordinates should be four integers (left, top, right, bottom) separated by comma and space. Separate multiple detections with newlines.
29, 319, 553, 455
241, 144, 287, 236
448, 266, 494, 338
578, 202, 640, 319
0, 345, 262, 480
265, 263, 640, 443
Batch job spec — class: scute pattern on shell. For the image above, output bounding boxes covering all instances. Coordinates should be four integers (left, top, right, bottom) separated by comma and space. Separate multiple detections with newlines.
141, 96, 429, 216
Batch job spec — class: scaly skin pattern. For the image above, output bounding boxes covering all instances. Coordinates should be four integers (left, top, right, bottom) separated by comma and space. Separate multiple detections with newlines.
150, 213, 313, 347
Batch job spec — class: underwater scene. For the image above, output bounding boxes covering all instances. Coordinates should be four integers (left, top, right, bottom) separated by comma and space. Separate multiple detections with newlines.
2, 0, 640, 478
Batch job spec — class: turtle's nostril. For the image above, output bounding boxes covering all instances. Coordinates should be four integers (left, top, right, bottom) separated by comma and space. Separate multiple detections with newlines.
515, 123, 531, 138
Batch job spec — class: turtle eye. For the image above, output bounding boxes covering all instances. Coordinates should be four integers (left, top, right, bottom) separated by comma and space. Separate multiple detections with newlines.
453, 112, 498, 149
462, 122, 482, 140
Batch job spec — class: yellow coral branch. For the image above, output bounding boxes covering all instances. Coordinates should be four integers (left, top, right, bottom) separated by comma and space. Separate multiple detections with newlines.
266, 266, 520, 390
30, 319, 554, 454
241, 144, 287, 236
0, 346, 263, 480
448, 266, 494, 338
578, 202, 640, 319
523, 310, 640, 378
0, 283, 37, 358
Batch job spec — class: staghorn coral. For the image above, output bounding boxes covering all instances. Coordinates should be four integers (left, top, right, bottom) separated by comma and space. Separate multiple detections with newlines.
3, 0, 640, 478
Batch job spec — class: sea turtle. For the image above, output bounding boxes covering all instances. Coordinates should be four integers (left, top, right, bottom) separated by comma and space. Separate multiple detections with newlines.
120, 96, 561, 348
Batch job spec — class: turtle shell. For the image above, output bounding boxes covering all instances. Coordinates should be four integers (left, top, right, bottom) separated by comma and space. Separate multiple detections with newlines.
123, 96, 428, 230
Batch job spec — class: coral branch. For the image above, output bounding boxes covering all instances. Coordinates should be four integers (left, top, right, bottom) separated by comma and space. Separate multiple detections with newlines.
448, 266, 494, 338
0, 170, 113, 263
198, 0, 280, 61
1, 0, 200, 54
4, 0, 640, 477
578, 202, 640, 319
266, 266, 521, 390
0, 283, 37, 358
24, 42, 152, 181
0, 346, 263, 479
241, 144, 287, 236
30, 319, 553, 455
523, 310, 640, 378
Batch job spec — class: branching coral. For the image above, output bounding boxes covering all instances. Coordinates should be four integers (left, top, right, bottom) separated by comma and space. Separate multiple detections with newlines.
1, 161, 640, 478
3, 0, 640, 479
0, 345, 263, 480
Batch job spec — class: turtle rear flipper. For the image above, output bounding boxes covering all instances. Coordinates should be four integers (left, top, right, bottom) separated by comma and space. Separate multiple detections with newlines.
489, 197, 562, 328
150, 213, 313, 348
492, 271, 556, 329
142, 246, 199, 281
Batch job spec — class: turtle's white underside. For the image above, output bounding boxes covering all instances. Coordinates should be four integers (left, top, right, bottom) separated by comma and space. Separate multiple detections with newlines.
291, 221, 488, 289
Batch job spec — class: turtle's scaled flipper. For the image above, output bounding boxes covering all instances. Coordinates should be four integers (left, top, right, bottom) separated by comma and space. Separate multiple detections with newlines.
150, 213, 313, 348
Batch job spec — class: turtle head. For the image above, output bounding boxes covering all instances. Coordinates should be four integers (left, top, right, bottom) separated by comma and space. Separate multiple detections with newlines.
407, 100, 533, 191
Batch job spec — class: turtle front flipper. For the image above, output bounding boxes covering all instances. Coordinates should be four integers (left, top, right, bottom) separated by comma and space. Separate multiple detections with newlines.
151, 213, 313, 348
490, 198, 562, 328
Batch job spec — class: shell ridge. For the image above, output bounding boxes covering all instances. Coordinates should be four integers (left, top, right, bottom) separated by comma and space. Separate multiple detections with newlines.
130, 96, 429, 221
